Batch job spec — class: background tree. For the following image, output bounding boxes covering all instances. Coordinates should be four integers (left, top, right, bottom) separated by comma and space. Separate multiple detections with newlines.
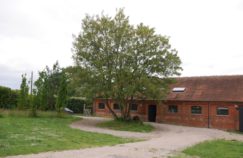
34, 62, 62, 110
64, 66, 93, 106
18, 74, 29, 110
56, 71, 68, 114
73, 9, 182, 120
34, 70, 48, 110
64, 66, 83, 97
29, 72, 37, 117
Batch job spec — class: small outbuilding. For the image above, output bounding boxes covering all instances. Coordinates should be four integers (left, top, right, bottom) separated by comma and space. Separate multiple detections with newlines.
94, 75, 243, 131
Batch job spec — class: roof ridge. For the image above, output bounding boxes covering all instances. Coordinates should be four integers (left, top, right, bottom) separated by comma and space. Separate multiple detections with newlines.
174, 74, 243, 79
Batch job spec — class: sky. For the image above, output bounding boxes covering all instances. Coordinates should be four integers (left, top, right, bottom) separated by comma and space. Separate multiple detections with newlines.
0, 0, 243, 89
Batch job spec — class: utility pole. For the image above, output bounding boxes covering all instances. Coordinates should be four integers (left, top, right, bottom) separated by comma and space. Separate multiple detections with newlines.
29, 71, 37, 117
30, 71, 33, 95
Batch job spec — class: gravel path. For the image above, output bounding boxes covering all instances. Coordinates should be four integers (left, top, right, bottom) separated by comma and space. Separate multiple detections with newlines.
6, 116, 243, 158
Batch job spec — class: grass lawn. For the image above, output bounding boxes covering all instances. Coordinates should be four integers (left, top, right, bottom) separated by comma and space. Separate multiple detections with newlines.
173, 139, 243, 158
97, 119, 154, 133
0, 111, 136, 157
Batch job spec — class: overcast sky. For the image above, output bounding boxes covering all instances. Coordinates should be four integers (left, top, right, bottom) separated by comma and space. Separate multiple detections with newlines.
1, 0, 243, 89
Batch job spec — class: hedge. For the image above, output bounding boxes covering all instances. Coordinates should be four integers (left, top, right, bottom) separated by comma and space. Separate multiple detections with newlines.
0, 86, 19, 109
66, 98, 86, 113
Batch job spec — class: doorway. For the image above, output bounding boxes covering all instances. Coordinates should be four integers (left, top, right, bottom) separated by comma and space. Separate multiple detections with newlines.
239, 107, 243, 132
148, 105, 157, 122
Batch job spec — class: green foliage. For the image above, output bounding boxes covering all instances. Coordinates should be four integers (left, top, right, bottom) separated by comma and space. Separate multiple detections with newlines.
64, 66, 82, 96
0, 113, 136, 157
176, 139, 243, 158
1, 109, 68, 118
0, 86, 18, 109
66, 97, 86, 113
34, 62, 62, 110
0, 109, 3, 118
64, 66, 94, 107
73, 9, 182, 120
18, 74, 29, 110
56, 72, 68, 113
97, 120, 154, 133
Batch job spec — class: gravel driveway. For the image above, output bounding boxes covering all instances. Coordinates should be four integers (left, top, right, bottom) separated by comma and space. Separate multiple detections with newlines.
6, 116, 243, 158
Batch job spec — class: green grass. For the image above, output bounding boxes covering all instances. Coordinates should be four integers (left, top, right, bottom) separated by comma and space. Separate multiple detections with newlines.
173, 139, 243, 158
0, 111, 136, 157
97, 119, 154, 133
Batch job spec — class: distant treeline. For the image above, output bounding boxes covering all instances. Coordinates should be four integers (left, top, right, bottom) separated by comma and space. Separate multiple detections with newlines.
0, 86, 19, 109
0, 62, 92, 114
0, 62, 88, 114
0, 85, 86, 113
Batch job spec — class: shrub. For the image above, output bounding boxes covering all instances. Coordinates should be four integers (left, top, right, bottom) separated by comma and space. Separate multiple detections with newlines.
8, 110, 28, 117
0, 86, 18, 109
0, 110, 3, 118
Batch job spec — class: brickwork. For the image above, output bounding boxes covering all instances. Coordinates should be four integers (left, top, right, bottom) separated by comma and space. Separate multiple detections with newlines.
94, 99, 241, 130
158, 101, 240, 130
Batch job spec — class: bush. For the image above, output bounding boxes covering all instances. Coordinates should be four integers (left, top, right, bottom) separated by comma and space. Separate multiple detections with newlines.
132, 115, 142, 123
0, 86, 18, 109
0, 110, 3, 118
66, 98, 86, 113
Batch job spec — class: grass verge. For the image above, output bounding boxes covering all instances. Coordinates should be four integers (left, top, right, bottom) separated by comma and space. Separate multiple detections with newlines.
0, 111, 137, 157
172, 139, 243, 158
97, 119, 154, 133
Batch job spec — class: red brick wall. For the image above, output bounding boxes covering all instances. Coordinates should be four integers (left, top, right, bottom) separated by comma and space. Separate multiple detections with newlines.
158, 101, 209, 128
209, 103, 239, 130
158, 101, 240, 130
94, 99, 241, 130
93, 99, 148, 119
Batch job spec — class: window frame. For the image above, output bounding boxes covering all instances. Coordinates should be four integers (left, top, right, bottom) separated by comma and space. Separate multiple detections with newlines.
172, 87, 185, 92
191, 106, 202, 115
216, 107, 229, 116
130, 103, 138, 111
98, 102, 105, 109
113, 103, 120, 110
168, 105, 178, 113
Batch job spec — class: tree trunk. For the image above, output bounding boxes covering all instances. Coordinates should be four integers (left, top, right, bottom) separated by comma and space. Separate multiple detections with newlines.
105, 99, 118, 119
120, 98, 132, 121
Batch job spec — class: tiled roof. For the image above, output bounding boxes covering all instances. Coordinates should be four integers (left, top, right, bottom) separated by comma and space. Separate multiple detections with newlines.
166, 75, 243, 102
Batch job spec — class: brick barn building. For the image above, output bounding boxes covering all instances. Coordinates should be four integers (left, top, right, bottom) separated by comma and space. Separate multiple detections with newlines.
94, 75, 243, 131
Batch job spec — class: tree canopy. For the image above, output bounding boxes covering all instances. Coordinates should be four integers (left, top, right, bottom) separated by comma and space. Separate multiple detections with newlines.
18, 74, 29, 110
56, 71, 68, 114
34, 62, 62, 110
73, 9, 182, 120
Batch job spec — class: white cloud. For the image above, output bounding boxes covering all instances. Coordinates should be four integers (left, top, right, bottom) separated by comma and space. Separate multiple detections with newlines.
0, 0, 243, 89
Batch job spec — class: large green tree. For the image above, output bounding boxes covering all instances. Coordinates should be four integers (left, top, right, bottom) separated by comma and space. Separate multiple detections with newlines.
73, 9, 182, 120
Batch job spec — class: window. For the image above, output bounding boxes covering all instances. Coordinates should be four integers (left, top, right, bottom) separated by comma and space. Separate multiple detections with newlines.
113, 103, 120, 110
217, 107, 229, 115
172, 87, 185, 92
191, 106, 202, 114
98, 103, 105, 109
168, 105, 178, 113
130, 104, 138, 111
